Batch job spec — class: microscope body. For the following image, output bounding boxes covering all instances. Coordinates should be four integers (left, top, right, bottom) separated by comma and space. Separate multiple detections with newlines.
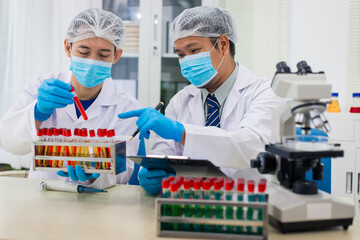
250, 61, 354, 232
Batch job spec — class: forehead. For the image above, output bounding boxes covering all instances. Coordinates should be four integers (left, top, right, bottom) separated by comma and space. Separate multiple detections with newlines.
71, 37, 114, 49
174, 36, 212, 50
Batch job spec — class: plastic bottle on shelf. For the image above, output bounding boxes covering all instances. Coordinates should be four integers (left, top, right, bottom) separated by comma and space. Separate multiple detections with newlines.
327, 92, 340, 113
350, 93, 360, 113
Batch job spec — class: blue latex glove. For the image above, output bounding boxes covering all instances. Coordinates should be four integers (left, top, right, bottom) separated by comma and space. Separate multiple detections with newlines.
118, 108, 184, 142
129, 138, 146, 185
35, 78, 74, 121
138, 167, 175, 195
57, 165, 100, 182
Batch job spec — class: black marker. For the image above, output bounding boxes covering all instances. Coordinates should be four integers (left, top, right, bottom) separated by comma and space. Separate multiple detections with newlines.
129, 101, 164, 141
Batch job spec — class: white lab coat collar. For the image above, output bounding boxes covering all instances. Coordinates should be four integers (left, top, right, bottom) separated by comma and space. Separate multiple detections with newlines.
183, 63, 257, 125
63, 71, 118, 122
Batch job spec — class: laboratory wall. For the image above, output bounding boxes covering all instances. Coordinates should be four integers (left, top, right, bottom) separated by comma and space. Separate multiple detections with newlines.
288, 0, 349, 110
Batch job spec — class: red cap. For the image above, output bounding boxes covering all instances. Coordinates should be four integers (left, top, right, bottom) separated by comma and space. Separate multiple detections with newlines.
53, 128, 60, 136
258, 179, 267, 193
208, 177, 215, 186
203, 180, 212, 191
247, 180, 255, 193
170, 181, 178, 192
36, 129, 43, 137
74, 128, 79, 136
82, 128, 88, 137
225, 178, 234, 191
237, 178, 245, 192
66, 129, 72, 137
214, 179, 223, 191
162, 178, 170, 189
89, 129, 95, 138
183, 178, 192, 190
193, 179, 202, 190
107, 129, 115, 138
46, 128, 53, 136
176, 176, 184, 186
70, 85, 75, 92
168, 176, 175, 182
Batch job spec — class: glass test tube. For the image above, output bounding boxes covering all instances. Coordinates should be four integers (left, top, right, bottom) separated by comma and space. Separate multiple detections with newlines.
225, 178, 234, 233
161, 178, 171, 230
170, 180, 182, 231
214, 178, 224, 233
193, 178, 203, 232
246, 180, 255, 234
89, 129, 99, 169
203, 179, 213, 232
183, 177, 193, 231
235, 178, 245, 233
257, 179, 267, 235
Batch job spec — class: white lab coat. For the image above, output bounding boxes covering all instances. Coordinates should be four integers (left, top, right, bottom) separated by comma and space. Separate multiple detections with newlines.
151, 63, 283, 180
0, 71, 141, 189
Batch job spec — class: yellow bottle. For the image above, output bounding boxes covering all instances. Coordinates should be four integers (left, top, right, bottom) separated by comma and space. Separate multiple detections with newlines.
327, 92, 340, 113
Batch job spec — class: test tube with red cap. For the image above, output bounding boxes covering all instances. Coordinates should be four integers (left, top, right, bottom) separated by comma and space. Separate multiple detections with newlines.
182, 177, 193, 231
235, 178, 245, 233
70, 85, 88, 120
203, 179, 213, 232
257, 179, 267, 235
75, 129, 82, 166
43, 128, 53, 167
89, 129, 100, 169
82, 128, 90, 168
65, 129, 74, 166
225, 178, 234, 233
161, 178, 171, 230
35, 129, 44, 166
193, 178, 203, 231
106, 129, 115, 169
52, 128, 60, 167
170, 180, 182, 231
246, 180, 255, 234
57, 128, 66, 168
214, 178, 224, 233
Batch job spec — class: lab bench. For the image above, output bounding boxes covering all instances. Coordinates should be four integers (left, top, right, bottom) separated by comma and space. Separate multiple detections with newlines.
0, 177, 359, 240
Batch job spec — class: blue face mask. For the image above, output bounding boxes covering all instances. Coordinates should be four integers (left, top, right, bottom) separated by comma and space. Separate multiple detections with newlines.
69, 55, 113, 88
179, 39, 225, 87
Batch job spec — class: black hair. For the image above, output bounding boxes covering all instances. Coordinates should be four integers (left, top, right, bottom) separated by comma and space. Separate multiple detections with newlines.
209, 37, 235, 59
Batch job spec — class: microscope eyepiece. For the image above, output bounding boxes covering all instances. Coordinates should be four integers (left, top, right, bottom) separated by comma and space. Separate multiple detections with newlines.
276, 61, 291, 73
297, 61, 312, 74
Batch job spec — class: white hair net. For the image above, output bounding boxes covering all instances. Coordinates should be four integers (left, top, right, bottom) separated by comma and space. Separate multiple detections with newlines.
66, 8, 125, 49
169, 6, 239, 44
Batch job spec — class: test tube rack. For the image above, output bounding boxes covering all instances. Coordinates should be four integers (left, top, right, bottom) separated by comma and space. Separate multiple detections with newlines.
156, 196, 269, 240
32, 141, 126, 175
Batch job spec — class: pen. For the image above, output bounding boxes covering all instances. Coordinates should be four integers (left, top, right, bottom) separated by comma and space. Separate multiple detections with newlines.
129, 101, 164, 141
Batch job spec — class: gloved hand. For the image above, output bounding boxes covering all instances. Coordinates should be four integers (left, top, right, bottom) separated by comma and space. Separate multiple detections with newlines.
35, 78, 74, 121
57, 165, 100, 182
118, 108, 184, 142
139, 167, 175, 195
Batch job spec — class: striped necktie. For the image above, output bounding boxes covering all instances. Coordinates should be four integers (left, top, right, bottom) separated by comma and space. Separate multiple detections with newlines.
205, 94, 220, 127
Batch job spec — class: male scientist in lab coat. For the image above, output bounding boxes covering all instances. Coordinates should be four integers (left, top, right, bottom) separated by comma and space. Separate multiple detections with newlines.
0, 8, 142, 189
118, 6, 282, 194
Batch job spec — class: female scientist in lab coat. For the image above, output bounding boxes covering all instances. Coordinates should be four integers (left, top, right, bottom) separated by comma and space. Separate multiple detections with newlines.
118, 6, 282, 194
0, 8, 141, 189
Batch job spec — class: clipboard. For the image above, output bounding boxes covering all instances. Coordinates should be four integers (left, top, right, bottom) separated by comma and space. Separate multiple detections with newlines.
128, 155, 226, 177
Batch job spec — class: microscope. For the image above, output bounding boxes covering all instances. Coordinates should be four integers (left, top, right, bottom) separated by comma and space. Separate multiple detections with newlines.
251, 61, 354, 233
